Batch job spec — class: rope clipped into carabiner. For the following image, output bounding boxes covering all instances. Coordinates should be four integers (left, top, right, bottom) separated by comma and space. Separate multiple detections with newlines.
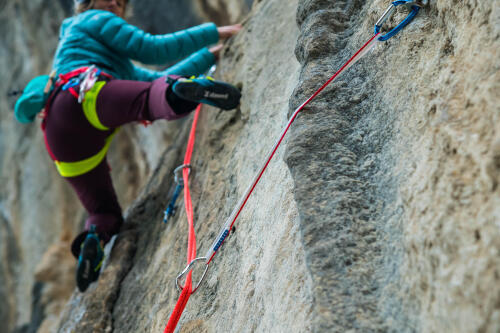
164, 105, 201, 333
163, 65, 217, 333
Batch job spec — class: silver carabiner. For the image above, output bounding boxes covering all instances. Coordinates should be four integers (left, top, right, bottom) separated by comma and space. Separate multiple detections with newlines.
375, 3, 397, 29
375, 0, 427, 27
175, 257, 209, 294
206, 65, 217, 78
78, 65, 98, 103
173, 164, 191, 185
374, 1, 426, 41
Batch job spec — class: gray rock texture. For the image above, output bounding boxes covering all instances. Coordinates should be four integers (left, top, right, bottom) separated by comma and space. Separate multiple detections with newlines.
56, 0, 312, 332
287, 0, 499, 332
0, 1, 251, 332
1, 0, 498, 332
0, 2, 78, 332
129, 0, 252, 32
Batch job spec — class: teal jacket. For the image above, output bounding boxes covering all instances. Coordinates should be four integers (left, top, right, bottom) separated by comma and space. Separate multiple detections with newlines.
53, 9, 219, 80
15, 10, 219, 123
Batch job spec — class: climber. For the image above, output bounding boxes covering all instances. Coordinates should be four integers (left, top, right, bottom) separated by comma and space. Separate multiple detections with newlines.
14, 0, 242, 292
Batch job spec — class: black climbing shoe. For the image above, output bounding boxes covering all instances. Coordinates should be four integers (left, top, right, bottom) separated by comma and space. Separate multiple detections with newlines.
76, 225, 104, 292
171, 76, 241, 110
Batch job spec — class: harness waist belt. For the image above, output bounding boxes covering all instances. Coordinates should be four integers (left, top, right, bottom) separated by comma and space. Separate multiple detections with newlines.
50, 66, 117, 178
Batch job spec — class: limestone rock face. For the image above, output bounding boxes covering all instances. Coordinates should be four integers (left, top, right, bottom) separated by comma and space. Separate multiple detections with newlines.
56, 0, 311, 332
0, 2, 79, 332
193, 0, 253, 25
287, 0, 499, 332
0, 1, 251, 332
1, 0, 499, 332
129, 0, 251, 32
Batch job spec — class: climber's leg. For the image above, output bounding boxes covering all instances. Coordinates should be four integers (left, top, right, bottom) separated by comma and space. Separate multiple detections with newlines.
94, 76, 197, 127
66, 158, 123, 250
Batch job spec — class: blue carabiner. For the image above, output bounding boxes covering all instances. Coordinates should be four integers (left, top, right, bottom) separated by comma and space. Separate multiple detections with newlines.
163, 183, 183, 223
374, 1, 423, 41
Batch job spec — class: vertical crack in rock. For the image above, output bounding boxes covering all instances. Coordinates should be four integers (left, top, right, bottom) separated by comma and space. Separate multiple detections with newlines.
288, 0, 500, 332
287, 0, 405, 331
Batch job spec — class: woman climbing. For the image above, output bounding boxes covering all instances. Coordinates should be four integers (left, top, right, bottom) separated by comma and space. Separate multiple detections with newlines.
14, 0, 242, 292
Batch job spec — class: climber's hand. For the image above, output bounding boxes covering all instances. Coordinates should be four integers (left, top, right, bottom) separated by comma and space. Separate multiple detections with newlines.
217, 24, 242, 39
209, 44, 224, 60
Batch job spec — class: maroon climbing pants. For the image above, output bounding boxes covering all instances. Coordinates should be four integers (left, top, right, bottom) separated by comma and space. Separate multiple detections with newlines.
44, 76, 195, 250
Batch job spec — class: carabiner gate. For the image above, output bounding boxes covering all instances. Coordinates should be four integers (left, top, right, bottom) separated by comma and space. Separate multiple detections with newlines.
175, 257, 209, 294
173, 164, 191, 185
375, 0, 427, 41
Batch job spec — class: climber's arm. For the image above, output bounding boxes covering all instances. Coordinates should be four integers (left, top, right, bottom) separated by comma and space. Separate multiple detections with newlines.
81, 10, 219, 65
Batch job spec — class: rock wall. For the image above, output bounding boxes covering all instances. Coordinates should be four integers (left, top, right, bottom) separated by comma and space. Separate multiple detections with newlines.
56, 0, 312, 332
0, 3, 78, 332
129, 0, 251, 32
0, 1, 251, 332
1, 0, 498, 332
288, 0, 499, 332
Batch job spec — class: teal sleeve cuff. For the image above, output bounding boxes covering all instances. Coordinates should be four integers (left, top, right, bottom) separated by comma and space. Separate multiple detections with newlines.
163, 48, 216, 77
132, 65, 162, 82
197, 22, 219, 45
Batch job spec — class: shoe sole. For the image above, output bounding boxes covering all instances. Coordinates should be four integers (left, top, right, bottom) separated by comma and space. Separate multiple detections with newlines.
76, 237, 102, 292
174, 80, 241, 110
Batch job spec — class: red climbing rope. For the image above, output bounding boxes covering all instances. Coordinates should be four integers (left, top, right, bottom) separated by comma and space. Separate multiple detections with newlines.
204, 32, 382, 264
164, 104, 202, 333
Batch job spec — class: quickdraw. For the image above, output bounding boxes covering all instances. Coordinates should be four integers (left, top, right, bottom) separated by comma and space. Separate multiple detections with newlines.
163, 164, 191, 224
375, 0, 427, 41
163, 66, 216, 333
78, 65, 102, 103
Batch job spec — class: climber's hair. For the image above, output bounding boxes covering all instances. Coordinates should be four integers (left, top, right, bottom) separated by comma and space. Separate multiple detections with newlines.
74, 0, 96, 14
74, 0, 129, 17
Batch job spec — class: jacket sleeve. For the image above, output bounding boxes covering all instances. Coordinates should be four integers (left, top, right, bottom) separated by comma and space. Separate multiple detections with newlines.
163, 48, 216, 76
132, 48, 216, 81
81, 11, 219, 65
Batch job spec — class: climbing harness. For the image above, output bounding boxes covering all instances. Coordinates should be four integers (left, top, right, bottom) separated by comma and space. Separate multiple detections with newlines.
163, 164, 191, 223
164, 2, 425, 331
40, 66, 116, 176
78, 65, 102, 103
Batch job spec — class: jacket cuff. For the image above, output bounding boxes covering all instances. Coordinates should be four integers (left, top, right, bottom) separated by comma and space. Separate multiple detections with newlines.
196, 22, 219, 44
164, 48, 215, 77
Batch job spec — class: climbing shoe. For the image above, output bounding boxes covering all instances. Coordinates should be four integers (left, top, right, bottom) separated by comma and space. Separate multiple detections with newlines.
171, 76, 241, 110
76, 225, 104, 292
